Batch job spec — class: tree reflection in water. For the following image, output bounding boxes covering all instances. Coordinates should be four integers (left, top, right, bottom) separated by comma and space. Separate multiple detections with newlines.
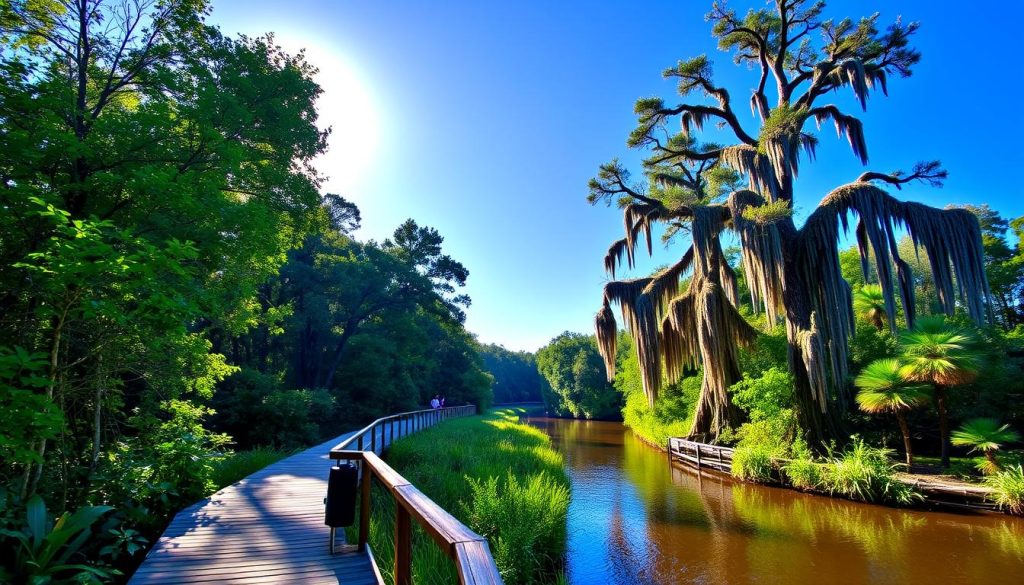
527, 416, 1024, 585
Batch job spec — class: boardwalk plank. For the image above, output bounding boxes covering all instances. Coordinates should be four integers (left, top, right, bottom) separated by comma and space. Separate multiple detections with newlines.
129, 432, 382, 585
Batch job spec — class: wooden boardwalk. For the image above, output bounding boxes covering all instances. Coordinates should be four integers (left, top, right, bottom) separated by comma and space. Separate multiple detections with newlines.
129, 431, 384, 585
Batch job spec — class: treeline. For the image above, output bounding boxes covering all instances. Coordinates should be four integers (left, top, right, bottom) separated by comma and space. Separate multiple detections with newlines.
477, 343, 545, 404
0, 3, 488, 581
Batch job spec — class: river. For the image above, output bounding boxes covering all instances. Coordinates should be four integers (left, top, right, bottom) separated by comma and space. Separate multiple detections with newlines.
523, 416, 1024, 585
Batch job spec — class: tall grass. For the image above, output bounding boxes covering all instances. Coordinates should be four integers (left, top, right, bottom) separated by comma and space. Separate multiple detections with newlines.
816, 439, 919, 506
354, 408, 571, 585
986, 464, 1024, 515
209, 447, 294, 491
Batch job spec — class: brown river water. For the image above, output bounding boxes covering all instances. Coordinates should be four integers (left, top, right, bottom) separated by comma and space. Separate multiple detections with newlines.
523, 416, 1024, 585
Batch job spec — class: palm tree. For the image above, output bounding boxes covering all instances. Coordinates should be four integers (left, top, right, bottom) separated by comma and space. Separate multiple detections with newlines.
855, 359, 930, 466
951, 418, 1021, 475
899, 316, 981, 467
853, 285, 888, 330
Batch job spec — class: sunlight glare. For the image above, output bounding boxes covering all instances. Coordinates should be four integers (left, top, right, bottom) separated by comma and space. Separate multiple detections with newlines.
275, 34, 381, 194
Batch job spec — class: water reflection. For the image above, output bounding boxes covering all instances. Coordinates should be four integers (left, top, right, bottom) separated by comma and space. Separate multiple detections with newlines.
526, 416, 1024, 585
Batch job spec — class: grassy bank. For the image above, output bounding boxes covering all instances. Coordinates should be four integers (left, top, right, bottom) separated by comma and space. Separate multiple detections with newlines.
209, 447, 296, 491
355, 408, 571, 585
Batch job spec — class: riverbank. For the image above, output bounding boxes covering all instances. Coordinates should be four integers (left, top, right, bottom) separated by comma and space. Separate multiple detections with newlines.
357, 408, 571, 585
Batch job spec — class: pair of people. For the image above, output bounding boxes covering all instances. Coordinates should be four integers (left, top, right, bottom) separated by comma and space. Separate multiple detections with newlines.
429, 395, 446, 409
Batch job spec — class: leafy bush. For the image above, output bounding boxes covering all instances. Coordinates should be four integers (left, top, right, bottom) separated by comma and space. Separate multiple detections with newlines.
211, 367, 335, 449
95, 400, 229, 528
817, 438, 920, 505
986, 465, 1024, 515
0, 495, 117, 583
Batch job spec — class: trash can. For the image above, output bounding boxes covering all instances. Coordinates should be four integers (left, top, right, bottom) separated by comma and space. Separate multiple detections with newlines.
325, 464, 358, 553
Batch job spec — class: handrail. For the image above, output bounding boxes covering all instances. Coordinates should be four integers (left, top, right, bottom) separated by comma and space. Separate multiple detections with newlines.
329, 405, 503, 585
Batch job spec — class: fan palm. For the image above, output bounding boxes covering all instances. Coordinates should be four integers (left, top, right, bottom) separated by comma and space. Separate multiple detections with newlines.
899, 316, 981, 467
853, 285, 888, 330
951, 418, 1021, 475
855, 359, 930, 466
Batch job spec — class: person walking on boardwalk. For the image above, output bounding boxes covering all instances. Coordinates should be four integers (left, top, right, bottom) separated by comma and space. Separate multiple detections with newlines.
430, 395, 440, 409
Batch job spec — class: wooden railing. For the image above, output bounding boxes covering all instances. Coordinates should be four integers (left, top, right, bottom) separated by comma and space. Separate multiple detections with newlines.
669, 437, 734, 474
329, 405, 503, 585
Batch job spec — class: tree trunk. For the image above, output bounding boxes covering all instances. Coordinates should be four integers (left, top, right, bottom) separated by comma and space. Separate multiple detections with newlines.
21, 311, 66, 498
89, 354, 103, 476
936, 385, 950, 468
985, 451, 999, 474
779, 220, 844, 446
896, 410, 913, 467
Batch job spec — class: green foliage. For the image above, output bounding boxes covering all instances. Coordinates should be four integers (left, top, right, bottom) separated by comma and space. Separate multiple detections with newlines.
478, 344, 544, 403
740, 199, 793, 225
536, 332, 620, 419
465, 472, 571, 585
985, 465, 1024, 515
731, 367, 795, 423
951, 418, 1021, 475
729, 368, 798, 482
95, 401, 230, 527
732, 442, 782, 483
853, 285, 888, 330
361, 410, 570, 585
849, 323, 898, 370
783, 453, 822, 490
0, 495, 116, 583
757, 104, 807, 151
817, 438, 920, 505
615, 334, 698, 445
212, 368, 335, 449
854, 359, 930, 414
0, 347, 61, 472
899, 316, 981, 386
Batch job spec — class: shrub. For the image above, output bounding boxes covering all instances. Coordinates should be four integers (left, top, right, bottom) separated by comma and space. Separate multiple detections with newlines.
784, 457, 822, 490
0, 495, 117, 583
986, 465, 1024, 515
732, 444, 779, 483
817, 438, 919, 505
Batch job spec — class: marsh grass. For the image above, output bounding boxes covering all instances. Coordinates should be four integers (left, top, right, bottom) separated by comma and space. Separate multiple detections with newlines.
986, 464, 1024, 515
352, 408, 571, 584
209, 447, 295, 491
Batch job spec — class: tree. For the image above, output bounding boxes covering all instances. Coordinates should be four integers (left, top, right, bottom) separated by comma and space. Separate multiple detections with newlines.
0, 0, 326, 508
853, 285, 888, 330
589, 0, 991, 442
536, 332, 620, 419
899, 316, 981, 467
951, 418, 1021, 475
854, 358, 929, 466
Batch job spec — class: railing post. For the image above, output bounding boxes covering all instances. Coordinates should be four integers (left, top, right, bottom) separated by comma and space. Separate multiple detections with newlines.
395, 504, 412, 585
371, 424, 377, 454
358, 459, 371, 552
390, 418, 395, 446
358, 435, 363, 451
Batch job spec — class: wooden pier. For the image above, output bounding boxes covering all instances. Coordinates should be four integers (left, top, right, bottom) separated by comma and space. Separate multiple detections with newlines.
129, 405, 496, 584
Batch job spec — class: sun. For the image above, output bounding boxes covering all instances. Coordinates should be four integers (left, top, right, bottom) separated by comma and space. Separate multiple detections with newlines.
273, 34, 381, 194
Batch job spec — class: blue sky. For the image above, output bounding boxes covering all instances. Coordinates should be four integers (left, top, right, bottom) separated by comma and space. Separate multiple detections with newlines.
210, 0, 1024, 352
